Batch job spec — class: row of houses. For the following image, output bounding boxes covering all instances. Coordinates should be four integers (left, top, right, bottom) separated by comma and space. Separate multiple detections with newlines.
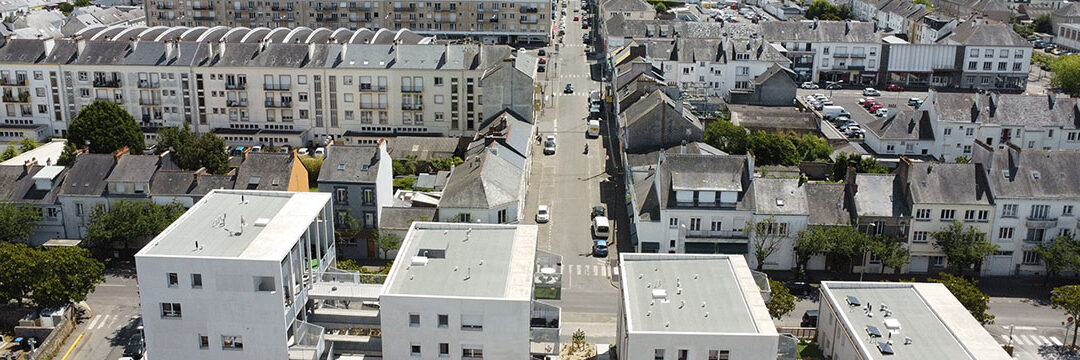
1, 5, 145, 39
0, 25, 535, 146
601, 16, 1032, 90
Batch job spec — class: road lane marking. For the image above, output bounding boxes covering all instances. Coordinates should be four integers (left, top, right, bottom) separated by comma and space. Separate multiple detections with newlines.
612, 266, 619, 276
1051, 337, 1063, 346
85, 315, 101, 329
576, 265, 582, 275
1009, 326, 1038, 331
60, 333, 84, 360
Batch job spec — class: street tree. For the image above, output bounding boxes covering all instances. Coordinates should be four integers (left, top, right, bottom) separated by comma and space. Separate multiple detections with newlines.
334, 211, 365, 246
788, 132, 832, 162
1051, 285, 1080, 347
829, 226, 873, 272
931, 272, 994, 325
155, 125, 230, 174
56, 141, 78, 166
428, 156, 464, 172
747, 216, 787, 271
766, 279, 799, 319
747, 131, 800, 166
869, 236, 910, 274
0, 203, 43, 243
1, 145, 16, 161
0, 243, 38, 305
1051, 55, 1080, 97
794, 226, 832, 277
83, 201, 186, 256
18, 137, 37, 152
1036, 236, 1080, 286
931, 221, 997, 275
830, 152, 888, 181
805, 0, 850, 20
703, 120, 748, 154
30, 246, 104, 308
67, 100, 145, 154
373, 230, 402, 259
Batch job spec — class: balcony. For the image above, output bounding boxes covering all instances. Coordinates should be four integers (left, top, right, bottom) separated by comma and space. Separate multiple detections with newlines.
156, 3, 173, 9
193, 15, 216, 20
287, 320, 330, 360
477, 7, 498, 12
1026, 216, 1058, 229
520, 17, 538, 24
93, 79, 121, 88
358, 85, 386, 92
96, 96, 122, 104
192, 3, 213, 9
360, 102, 388, 109
434, 6, 455, 12
315, 14, 339, 21
271, 4, 293, 10
520, 6, 539, 13
401, 103, 423, 110
402, 86, 423, 93
850, 53, 868, 58
435, 17, 455, 22
264, 84, 291, 91
265, 100, 292, 108
684, 230, 749, 239
227, 99, 248, 107
138, 80, 159, 88
393, 5, 416, 11
316, 4, 338, 11
139, 98, 161, 105
225, 82, 246, 90
832, 52, 850, 58
1, 77, 26, 86
530, 301, 560, 357
2, 91, 30, 103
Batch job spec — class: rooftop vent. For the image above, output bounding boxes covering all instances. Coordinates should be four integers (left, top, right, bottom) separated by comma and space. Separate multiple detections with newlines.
884, 318, 901, 331
337, 163, 346, 170
877, 342, 894, 355
253, 218, 271, 227
1032, 171, 1041, 180
847, 295, 861, 307
651, 289, 668, 301
776, 197, 785, 207
410, 256, 429, 266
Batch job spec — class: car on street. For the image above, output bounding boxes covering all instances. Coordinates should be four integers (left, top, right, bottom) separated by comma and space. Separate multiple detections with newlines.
875, 108, 888, 117
587, 119, 600, 138
908, 97, 923, 106
536, 205, 550, 223
538, 57, 546, 64
869, 103, 883, 112
886, 84, 905, 91
801, 310, 819, 327
593, 239, 608, 257
544, 135, 556, 155
800, 82, 819, 89
538, 65, 546, 72
591, 205, 606, 218
314, 147, 326, 157
123, 334, 145, 360
845, 127, 865, 137
592, 216, 610, 238
564, 83, 574, 93
785, 281, 813, 296
863, 87, 881, 96
538, 49, 546, 56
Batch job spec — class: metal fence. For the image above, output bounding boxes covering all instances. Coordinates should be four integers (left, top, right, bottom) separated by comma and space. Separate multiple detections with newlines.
321, 269, 386, 284
289, 320, 327, 360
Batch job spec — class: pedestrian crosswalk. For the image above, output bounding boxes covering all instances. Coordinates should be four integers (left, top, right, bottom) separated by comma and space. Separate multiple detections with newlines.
561, 74, 591, 78
85, 313, 133, 331
537, 264, 619, 278
1001, 334, 1064, 346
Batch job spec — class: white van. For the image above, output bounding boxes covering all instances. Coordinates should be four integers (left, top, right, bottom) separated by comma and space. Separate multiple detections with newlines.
592, 216, 610, 238
587, 120, 600, 137
821, 105, 850, 120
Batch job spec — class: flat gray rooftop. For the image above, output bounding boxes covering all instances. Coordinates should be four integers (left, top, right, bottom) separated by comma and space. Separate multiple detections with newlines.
138, 190, 330, 260
620, 254, 774, 334
383, 223, 537, 300
821, 282, 1011, 360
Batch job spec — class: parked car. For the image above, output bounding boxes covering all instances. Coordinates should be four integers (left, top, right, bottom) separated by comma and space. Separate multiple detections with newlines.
785, 281, 813, 296
538, 49, 546, 56
573, 16, 579, 20
863, 87, 881, 96
298, 147, 310, 156
544, 135, 557, 155
886, 84, 905, 91
869, 103, 883, 112
538, 65, 546, 72
591, 205, 606, 218
801, 310, 819, 327
908, 97, 923, 106
539, 57, 547, 64
536, 205, 550, 223
123, 334, 145, 360
800, 82, 819, 89
875, 108, 889, 117
593, 239, 608, 257
845, 127, 865, 137
592, 216, 610, 238
314, 147, 326, 157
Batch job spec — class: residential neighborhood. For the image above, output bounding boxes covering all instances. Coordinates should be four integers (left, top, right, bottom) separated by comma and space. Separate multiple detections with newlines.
4, 0, 1080, 358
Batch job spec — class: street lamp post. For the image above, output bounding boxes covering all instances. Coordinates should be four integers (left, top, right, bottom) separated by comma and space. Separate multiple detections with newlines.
826, 80, 844, 98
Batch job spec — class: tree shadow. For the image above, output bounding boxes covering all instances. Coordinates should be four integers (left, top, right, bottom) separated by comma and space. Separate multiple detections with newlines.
1037, 345, 1080, 360
103, 261, 137, 280
106, 316, 141, 348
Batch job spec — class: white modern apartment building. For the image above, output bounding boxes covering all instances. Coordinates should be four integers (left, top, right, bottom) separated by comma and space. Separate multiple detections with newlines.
145, 0, 552, 44
818, 281, 1010, 360
973, 143, 1080, 276
135, 190, 336, 360
617, 253, 778, 360
0, 25, 535, 145
379, 222, 543, 359
938, 20, 1031, 90
760, 21, 882, 84
653, 37, 792, 98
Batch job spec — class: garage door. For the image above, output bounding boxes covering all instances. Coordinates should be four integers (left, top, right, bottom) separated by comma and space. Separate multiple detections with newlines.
986, 254, 1014, 276
640, 242, 660, 253
909, 256, 929, 273
685, 242, 720, 254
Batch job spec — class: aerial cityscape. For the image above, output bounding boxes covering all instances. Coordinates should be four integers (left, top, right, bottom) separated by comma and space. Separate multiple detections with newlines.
2, 0, 1080, 358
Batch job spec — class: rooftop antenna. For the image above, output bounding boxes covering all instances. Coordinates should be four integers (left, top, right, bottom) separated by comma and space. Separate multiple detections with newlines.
464, 267, 471, 280
193, 241, 203, 251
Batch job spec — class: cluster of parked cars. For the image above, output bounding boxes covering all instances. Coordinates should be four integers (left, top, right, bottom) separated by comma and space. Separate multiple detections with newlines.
803, 93, 833, 110
534, 204, 609, 257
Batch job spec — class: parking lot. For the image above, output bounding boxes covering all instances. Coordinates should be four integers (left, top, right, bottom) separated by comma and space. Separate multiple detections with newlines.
797, 88, 929, 139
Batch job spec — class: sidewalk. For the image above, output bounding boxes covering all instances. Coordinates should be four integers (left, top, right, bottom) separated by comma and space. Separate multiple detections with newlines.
764, 269, 1073, 300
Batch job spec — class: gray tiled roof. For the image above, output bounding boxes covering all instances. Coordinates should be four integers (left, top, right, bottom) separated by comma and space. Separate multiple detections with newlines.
806, 182, 851, 225
379, 206, 437, 230
233, 153, 296, 190
190, 174, 236, 195
58, 153, 115, 196
602, 0, 653, 12
940, 21, 1030, 46
927, 91, 1079, 130
384, 136, 465, 161
988, 148, 1080, 199
760, 21, 879, 43
0, 39, 45, 63
622, 90, 705, 153
318, 145, 380, 184
2, 165, 65, 204
746, 177, 808, 215
1056, 2, 1080, 17
439, 145, 523, 209
905, 162, 990, 205
658, 154, 749, 209
149, 171, 196, 195
863, 108, 932, 140
106, 154, 161, 183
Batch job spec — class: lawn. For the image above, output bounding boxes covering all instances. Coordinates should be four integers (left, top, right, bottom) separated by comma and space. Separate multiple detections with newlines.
798, 341, 824, 359
534, 286, 561, 300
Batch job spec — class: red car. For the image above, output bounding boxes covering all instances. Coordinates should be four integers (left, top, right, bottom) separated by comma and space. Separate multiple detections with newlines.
887, 84, 905, 91
864, 100, 878, 109
539, 57, 547, 64
869, 103, 883, 112
573, 16, 579, 21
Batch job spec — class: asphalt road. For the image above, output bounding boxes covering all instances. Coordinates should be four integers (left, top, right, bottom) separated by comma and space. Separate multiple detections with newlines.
57, 268, 143, 360
522, 0, 620, 345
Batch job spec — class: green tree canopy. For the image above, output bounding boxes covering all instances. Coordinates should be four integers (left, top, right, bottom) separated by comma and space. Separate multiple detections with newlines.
299, 155, 323, 188
1036, 236, 1080, 285
30, 246, 104, 308
155, 125, 230, 174
0, 203, 43, 243
932, 272, 994, 324
373, 230, 402, 259
56, 141, 78, 167
83, 201, 186, 255
747, 216, 786, 271
428, 156, 464, 172
869, 236, 911, 274
59, 2, 74, 14
1052, 285, 1080, 347
830, 152, 888, 181
1, 145, 17, 161
0, 243, 38, 305
1051, 54, 1080, 97
793, 225, 873, 273
766, 279, 799, 319
703, 120, 749, 154
794, 225, 833, 277
789, 132, 832, 162
805, 0, 850, 20
931, 221, 997, 275
18, 137, 37, 152
1033, 15, 1053, 34
747, 131, 799, 166
68, 100, 145, 154
912, 0, 933, 9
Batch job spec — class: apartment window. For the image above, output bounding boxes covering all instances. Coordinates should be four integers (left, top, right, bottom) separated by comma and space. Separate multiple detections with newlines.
438, 314, 449, 328
335, 187, 348, 204
191, 274, 203, 289
497, 209, 508, 223
1071, 132, 1079, 142
968, 61, 977, 70
669, 217, 679, 228
912, 231, 929, 243
944, 128, 952, 136
1065, 205, 1074, 216
931, 256, 946, 267
1031, 204, 1050, 219
983, 62, 992, 71
654, 349, 665, 360
711, 220, 722, 232
1023, 250, 1042, 265
1002, 204, 1018, 217
1013, 63, 1022, 71
998, 62, 1007, 71
709, 350, 730, 360
161, 303, 182, 318
985, 49, 994, 58
409, 313, 420, 327
1026, 228, 1046, 243
411, 344, 421, 356
916, 209, 931, 220
1000, 49, 1009, 58
298, 75, 307, 84
434, 77, 444, 86
222, 335, 243, 349
689, 218, 701, 231
964, 210, 976, 221
678, 349, 688, 360
966, 128, 974, 136
462, 346, 483, 359
440, 343, 449, 356
167, 272, 179, 287
461, 315, 483, 331
199, 334, 209, 349
978, 210, 989, 222
998, 227, 1014, 239
1061, 229, 1074, 238
969, 48, 979, 57
940, 209, 955, 220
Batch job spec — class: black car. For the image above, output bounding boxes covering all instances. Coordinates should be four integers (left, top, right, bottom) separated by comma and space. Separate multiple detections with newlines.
785, 281, 813, 296
801, 310, 819, 327
538, 65, 546, 72
591, 205, 606, 218
538, 49, 547, 56
123, 334, 145, 359
564, 83, 574, 93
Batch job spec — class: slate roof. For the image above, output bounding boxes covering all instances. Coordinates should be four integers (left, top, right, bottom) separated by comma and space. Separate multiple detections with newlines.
940, 21, 1030, 47
729, 104, 816, 132
58, 153, 115, 196
190, 174, 236, 195
746, 177, 808, 215
863, 108, 933, 140
806, 183, 851, 225
0, 165, 65, 204
439, 145, 523, 209
105, 154, 161, 183
759, 21, 879, 43
988, 148, 1080, 199
904, 162, 990, 205
604, 16, 763, 39
318, 146, 380, 184
0, 39, 45, 63
384, 136, 465, 161
379, 206, 437, 230
233, 153, 296, 190
633, 168, 660, 221
602, 0, 653, 12
927, 91, 1080, 130
621, 90, 705, 153
149, 171, 196, 195
658, 154, 749, 209
1055, 2, 1080, 17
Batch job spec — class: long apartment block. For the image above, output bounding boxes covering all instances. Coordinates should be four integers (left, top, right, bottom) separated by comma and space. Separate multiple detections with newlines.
0, 26, 536, 145
145, 0, 553, 44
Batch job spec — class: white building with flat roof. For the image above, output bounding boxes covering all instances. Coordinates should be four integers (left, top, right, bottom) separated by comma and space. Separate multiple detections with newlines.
135, 190, 336, 360
616, 253, 778, 360
379, 222, 543, 359
817, 281, 1011, 360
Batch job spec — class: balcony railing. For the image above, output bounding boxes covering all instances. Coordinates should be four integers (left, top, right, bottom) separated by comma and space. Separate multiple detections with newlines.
684, 230, 749, 239
225, 82, 247, 90
520, 6, 539, 13
270, 4, 294, 10
193, 15, 215, 20
264, 83, 291, 91
435, 17, 455, 22
265, 100, 292, 108
833, 52, 850, 58
93, 79, 121, 88
1026, 217, 1058, 229
1, 77, 27, 86
359, 85, 386, 92
139, 98, 161, 105
520, 17, 538, 24
156, 3, 173, 9
850, 53, 867, 58
287, 320, 328, 360
434, 6, 455, 12
2, 92, 30, 103
227, 99, 248, 107
360, 102, 388, 109
192, 3, 213, 9
393, 5, 416, 11
401, 103, 423, 110
402, 86, 423, 93
316, 4, 338, 10
138, 80, 159, 88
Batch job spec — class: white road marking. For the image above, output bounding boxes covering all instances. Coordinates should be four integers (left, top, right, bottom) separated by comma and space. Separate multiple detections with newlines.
612, 266, 619, 276
576, 265, 582, 276
1012, 335, 1026, 345
97, 284, 126, 287
86, 315, 101, 330
1051, 336, 1063, 346
1009, 325, 1039, 331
